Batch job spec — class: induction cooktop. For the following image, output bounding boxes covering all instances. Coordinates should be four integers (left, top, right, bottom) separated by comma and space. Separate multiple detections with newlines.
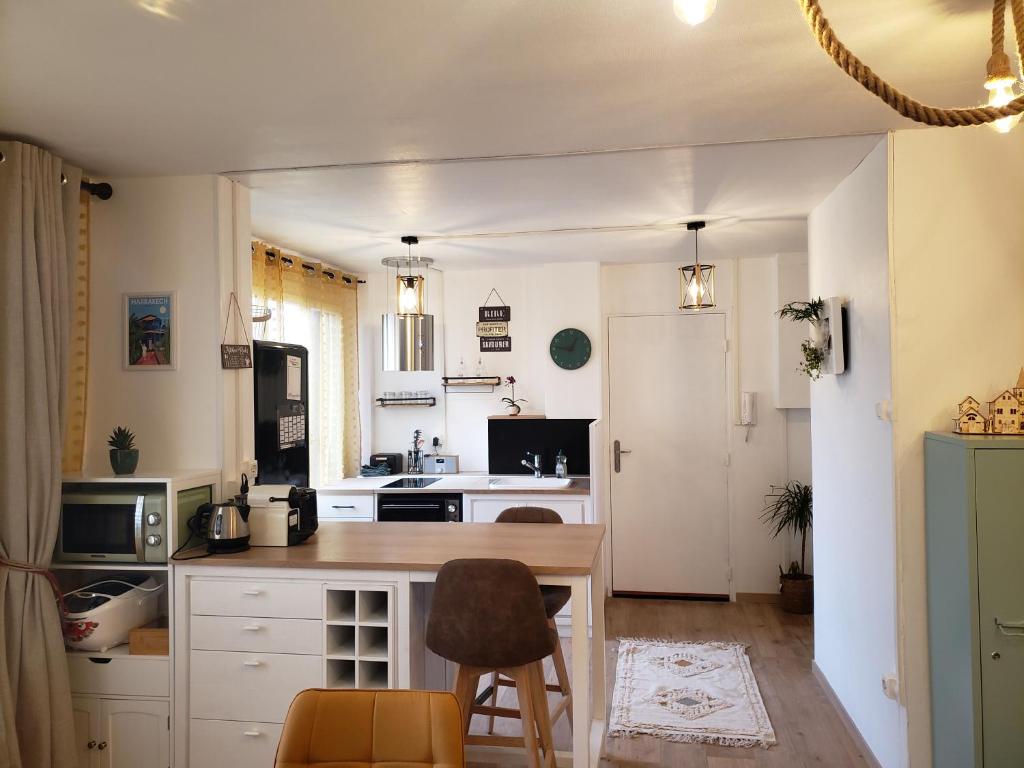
381, 477, 441, 489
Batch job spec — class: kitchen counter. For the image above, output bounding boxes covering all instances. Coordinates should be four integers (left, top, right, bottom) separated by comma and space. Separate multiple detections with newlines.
188, 520, 604, 575
320, 473, 591, 495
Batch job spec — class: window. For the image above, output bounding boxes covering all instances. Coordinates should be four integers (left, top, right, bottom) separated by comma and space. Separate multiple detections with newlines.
252, 242, 360, 484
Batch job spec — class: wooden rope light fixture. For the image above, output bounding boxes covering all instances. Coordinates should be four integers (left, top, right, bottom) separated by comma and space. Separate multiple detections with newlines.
678, 0, 1024, 131
797, 0, 1024, 131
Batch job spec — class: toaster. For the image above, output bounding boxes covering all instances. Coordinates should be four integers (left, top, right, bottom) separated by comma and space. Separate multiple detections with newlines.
369, 452, 404, 475
246, 485, 318, 546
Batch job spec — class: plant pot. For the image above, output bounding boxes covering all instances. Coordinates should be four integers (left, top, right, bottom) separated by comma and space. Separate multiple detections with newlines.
780, 574, 813, 614
109, 448, 139, 475
506, 403, 521, 416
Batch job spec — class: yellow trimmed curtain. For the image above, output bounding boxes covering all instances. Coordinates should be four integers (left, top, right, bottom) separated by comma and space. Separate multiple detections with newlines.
61, 189, 90, 473
251, 241, 361, 480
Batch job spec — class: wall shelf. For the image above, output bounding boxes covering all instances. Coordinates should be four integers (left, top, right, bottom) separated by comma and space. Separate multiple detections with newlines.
375, 397, 436, 407
442, 376, 502, 392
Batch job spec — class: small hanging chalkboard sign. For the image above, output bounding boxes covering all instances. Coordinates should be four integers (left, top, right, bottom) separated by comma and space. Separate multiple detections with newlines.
479, 305, 511, 322
220, 291, 253, 369
479, 287, 511, 322
480, 336, 512, 352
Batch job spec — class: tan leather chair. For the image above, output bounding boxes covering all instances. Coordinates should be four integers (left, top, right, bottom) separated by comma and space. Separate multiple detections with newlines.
274, 689, 465, 768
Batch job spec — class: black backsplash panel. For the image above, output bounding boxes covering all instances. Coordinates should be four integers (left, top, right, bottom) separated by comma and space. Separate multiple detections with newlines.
488, 418, 594, 476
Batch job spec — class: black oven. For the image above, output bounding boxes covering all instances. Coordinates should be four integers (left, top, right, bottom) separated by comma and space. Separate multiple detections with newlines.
376, 493, 462, 523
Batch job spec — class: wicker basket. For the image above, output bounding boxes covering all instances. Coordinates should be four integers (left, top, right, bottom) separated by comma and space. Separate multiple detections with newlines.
780, 575, 814, 614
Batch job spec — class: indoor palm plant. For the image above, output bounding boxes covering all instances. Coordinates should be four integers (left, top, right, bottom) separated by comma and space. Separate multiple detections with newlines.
779, 298, 826, 380
108, 426, 139, 475
760, 481, 813, 614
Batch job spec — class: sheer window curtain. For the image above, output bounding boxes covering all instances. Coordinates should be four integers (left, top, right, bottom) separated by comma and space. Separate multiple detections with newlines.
251, 242, 361, 482
0, 142, 80, 767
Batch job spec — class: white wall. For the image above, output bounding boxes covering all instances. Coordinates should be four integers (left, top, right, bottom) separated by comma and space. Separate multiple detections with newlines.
888, 127, 1024, 768
86, 176, 253, 488
601, 257, 808, 595
358, 263, 602, 470
808, 137, 905, 768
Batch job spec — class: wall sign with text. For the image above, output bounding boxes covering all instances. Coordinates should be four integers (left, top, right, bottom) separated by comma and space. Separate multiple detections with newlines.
480, 336, 512, 352
478, 290, 512, 352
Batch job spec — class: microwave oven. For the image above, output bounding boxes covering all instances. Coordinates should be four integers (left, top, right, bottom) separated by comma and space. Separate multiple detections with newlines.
56, 489, 168, 564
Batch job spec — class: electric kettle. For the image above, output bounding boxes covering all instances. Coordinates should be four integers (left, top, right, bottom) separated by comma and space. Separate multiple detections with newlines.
197, 501, 251, 554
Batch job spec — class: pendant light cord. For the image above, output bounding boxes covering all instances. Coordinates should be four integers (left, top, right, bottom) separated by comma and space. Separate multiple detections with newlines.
797, 0, 1024, 127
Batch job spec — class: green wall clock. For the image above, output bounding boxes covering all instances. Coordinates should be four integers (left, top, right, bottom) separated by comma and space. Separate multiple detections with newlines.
549, 327, 592, 370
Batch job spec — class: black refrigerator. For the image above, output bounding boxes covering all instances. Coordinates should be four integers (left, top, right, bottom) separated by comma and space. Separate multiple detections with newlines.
254, 340, 309, 486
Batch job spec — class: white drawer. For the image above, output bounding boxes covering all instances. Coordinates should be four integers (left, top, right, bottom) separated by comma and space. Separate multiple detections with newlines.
469, 498, 587, 524
191, 615, 322, 655
67, 654, 168, 697
190, 579, 321, 619
189, 719, 283, 768
317, 492, 374, 520
190, 650, 321, 722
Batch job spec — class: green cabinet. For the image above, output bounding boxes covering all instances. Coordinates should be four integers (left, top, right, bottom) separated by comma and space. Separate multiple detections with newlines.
926, 433, 1024, 768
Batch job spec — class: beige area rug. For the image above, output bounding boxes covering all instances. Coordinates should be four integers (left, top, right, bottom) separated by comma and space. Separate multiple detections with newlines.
608, 638, 777, 748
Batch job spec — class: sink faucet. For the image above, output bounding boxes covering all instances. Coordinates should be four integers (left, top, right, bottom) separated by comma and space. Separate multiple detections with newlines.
521, 452, 542, 478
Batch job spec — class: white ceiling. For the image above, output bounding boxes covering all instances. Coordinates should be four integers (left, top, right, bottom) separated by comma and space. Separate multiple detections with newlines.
237, 133, 882, 270
0, 0, 990, 270
0, 0, 992, 176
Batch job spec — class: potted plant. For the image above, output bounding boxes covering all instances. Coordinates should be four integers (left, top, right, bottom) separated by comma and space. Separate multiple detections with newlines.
760, 481, 813, 614
108, 426, 139, 475
779, 298, 826, 380
500, 376, 527, 416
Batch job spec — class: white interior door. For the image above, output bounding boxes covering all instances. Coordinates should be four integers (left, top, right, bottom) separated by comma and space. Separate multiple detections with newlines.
609, 313, 730, 596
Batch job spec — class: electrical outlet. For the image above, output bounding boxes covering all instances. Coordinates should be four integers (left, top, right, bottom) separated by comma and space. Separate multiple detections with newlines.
875, 400, 894, 422
881, 673, 899, 700
241, 458, 258, 478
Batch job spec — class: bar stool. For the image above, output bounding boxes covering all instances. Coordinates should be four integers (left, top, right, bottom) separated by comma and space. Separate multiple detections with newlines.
426, 558, 558, 768
487, 507, 572, 735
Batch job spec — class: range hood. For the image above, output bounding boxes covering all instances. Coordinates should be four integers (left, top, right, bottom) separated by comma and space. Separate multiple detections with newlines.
381, 237, 434, 371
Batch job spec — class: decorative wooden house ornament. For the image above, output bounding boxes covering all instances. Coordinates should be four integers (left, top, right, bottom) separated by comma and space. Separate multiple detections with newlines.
953, 369, 1024, 435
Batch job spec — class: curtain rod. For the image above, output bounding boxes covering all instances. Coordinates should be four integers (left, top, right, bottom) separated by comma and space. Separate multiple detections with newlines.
81, 180, 113, 200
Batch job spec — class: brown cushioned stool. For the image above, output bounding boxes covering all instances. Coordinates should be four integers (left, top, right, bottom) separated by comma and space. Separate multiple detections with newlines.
426, 558, 558, 768
485, 507, 573, 736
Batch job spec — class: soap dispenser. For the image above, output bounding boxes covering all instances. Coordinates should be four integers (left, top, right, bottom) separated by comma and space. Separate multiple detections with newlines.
555, 449, 568, 479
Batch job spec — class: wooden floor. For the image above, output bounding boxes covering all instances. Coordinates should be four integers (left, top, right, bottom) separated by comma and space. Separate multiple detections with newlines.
468, 597, 875, 768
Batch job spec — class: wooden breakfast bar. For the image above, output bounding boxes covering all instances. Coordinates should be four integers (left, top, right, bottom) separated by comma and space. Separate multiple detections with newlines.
173, 521, 607, 768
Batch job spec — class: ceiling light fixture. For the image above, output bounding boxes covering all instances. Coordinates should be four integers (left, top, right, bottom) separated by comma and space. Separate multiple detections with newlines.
679, 221, 715, 311
381, 236, 435, 372
797, 0, 1024, 131
673, 0, 717, 26
678, 0, 1024, 132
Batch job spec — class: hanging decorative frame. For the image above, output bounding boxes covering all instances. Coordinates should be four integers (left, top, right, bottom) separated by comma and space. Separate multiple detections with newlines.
220, 291, 253, 369
123, 291, 176, 370
477, 287, 512, 352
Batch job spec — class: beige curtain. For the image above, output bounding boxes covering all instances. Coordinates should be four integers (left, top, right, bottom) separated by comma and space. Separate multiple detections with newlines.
252, 241, 361, 480
0, 143, 80, 767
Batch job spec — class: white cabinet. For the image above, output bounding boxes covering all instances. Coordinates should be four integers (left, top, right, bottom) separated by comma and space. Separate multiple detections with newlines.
464, 495, 591, 524
316, 491, 374, 521
72, 697, 98, 768
72, 697, 168, 768
189, 719, 282, 768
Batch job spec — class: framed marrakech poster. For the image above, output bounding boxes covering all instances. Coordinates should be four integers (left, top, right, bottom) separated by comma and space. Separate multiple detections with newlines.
123, 292, 176, 370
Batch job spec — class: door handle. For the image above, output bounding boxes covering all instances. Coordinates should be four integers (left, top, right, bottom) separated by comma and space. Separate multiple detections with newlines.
614, 440, 632, 473
242, 659, 263, 667
995, 617, 1024, 636
97, 742, 107, 751
87, 741, 96, 750
242, 624, 262, 632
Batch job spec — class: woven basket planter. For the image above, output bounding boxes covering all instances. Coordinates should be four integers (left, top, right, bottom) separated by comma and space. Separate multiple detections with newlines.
780, 575, 813, 614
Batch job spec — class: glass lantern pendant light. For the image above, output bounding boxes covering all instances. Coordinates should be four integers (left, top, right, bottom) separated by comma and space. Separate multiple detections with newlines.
382, 236, 435, 371
679, 220, 715, 310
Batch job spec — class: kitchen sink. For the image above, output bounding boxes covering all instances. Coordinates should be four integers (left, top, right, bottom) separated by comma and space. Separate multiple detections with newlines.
488, 477, 573, 489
